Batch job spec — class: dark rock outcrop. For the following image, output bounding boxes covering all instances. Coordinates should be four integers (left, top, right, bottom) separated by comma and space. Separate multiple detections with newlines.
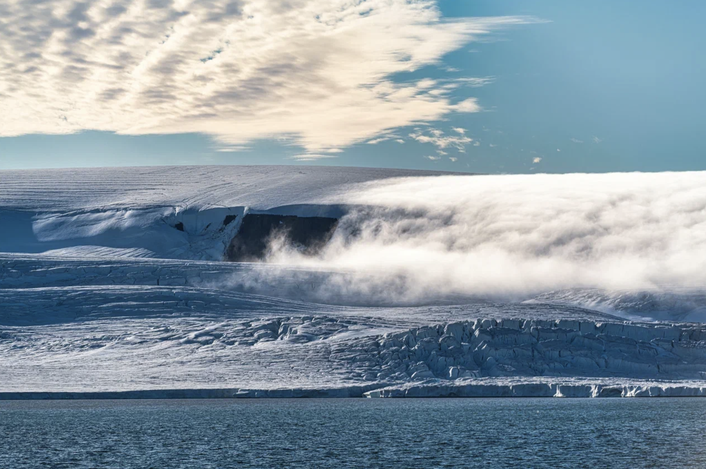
226, 213, 338, 262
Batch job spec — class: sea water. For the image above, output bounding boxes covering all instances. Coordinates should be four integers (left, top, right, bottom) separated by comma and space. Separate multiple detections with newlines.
1, 398, 705, 468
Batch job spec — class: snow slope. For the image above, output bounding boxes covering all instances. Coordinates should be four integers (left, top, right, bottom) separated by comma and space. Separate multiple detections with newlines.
1, 166, 706, 397
0, 165, 442, 212
0, 165, 444, 260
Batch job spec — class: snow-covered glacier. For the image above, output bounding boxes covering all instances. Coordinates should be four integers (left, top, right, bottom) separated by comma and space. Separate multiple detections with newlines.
1, 166, 706, 398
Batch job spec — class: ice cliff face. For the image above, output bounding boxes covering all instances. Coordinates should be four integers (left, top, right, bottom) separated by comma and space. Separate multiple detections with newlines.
0, 165, 436, 261
225, 214, 339, 262
373, 319, 706, 381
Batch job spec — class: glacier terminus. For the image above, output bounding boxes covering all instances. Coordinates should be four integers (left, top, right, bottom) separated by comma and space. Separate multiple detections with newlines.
1, 166, 706, 399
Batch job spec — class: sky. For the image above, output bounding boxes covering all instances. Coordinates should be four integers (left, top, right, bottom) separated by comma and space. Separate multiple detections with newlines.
0, 0, 704, 173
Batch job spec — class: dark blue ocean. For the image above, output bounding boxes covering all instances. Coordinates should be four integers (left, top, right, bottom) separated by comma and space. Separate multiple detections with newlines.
1, 398, 705, 468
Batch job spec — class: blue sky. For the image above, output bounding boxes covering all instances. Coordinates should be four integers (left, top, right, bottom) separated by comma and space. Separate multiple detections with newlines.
1, 0, 704, 173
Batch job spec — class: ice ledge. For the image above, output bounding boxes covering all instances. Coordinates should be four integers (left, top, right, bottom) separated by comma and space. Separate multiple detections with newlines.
1, 380, 705, 400
0, 386, 379, 400
363, 379, 706, 398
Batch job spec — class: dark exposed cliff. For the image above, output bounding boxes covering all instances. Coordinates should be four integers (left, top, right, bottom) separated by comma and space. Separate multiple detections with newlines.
226, 213, 338, 262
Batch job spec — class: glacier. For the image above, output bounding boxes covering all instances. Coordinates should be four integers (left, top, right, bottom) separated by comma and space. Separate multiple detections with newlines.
1, 166, 706, 398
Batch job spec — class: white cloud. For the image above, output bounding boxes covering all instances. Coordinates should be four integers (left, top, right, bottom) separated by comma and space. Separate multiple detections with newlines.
452, 127, 466, 135
410, 128, 472, 152
593, 136, 603, 144
290, 153, 337, 161
449, 156, 458, 162
366, 132, 403, 146
533, 157, 542, 163
424, 155, 441, 161
215, 145, 250, 152
453, 77, 495, 88
452, 98, 482, 113
0, 0, 531, 157
571, 138, 583, 144
366, 137, 389, 145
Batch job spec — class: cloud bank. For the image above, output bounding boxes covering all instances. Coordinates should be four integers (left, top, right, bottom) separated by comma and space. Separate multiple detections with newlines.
0, 0, 529, 155
263, 172, 706, 303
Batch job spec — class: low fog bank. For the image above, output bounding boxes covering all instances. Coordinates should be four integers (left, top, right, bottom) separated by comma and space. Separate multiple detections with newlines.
242, 172, 706, 309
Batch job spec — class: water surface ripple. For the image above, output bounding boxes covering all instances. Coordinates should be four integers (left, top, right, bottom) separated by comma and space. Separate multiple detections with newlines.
1, 398, 705, 468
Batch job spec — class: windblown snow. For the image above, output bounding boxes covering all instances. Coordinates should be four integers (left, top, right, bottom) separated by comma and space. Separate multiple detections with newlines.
1, 166, 706, 398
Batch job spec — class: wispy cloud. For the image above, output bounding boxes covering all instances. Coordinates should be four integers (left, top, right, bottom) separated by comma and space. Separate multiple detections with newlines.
452, 98, 482, 113
410, 128, 473, 152
290, 153, 337, 161
453, 77, 496, 88
365, 132, 404, 145
215, 145, 251, 153
0, 0, 533, 157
